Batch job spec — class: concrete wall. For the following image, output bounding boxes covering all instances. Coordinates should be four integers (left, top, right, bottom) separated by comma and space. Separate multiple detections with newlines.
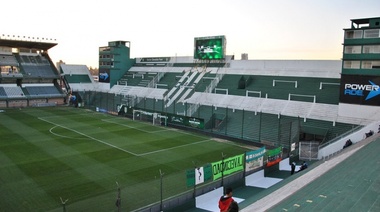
318, 120, 380, 159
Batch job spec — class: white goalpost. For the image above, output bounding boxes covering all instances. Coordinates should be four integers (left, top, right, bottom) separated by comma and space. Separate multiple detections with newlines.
132, 109, 167, 126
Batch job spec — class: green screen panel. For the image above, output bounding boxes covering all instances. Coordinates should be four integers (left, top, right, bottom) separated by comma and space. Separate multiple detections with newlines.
194, 36, 226, 60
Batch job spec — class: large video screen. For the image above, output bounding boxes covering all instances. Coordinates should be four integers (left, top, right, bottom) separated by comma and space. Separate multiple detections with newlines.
194, 36, 225, 60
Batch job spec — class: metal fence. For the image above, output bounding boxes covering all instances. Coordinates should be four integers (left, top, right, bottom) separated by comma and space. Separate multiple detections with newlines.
299, 141, 319, 161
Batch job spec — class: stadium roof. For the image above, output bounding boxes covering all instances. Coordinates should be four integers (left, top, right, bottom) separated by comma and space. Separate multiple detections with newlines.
0, 38, 57, 51
351, 17, 372, 25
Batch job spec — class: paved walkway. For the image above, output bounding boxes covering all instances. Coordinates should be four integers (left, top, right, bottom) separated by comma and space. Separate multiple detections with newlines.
241, 133, 380, 212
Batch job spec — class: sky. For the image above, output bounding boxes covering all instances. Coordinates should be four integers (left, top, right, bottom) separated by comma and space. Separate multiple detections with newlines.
1, 0, 380, 68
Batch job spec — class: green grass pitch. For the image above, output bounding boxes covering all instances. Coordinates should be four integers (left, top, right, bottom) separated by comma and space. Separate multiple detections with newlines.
0, 107, 250, 211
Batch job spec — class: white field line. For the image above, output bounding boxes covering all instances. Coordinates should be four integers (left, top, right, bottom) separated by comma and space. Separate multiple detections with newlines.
101, 119, 170, 134
38, 110, 109, 120
40, 117, 212, 157
101, 118, 210, 140
48, 109, 209, 141
101, 118, 215, 156
38, 117, 138, 156
137, 139, 211, 156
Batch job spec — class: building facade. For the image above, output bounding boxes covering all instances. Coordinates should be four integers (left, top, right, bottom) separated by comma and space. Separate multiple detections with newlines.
339, 17, 380, 119
98, 41, 134, 86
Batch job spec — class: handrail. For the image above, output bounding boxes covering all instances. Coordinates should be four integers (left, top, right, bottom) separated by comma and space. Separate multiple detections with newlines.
319, 125, 363, 148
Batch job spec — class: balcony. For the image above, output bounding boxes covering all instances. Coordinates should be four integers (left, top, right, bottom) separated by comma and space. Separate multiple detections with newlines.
342, 68, 380, 76
343, 53, 380, 60
344, 38, 380, 45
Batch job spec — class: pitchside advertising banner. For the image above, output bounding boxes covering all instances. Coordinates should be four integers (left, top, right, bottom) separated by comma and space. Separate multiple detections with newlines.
340, 75, 380, 106
140, 57, 170, 62
186, 154, 244, 187
211, 154, 244, 180
98, 69, 110, 83
136, 57, 171, 66
168, 114, 204, 129
186, 164, 213, 187
245, 147, 266, 172
265, 147, 282, 167
128, 108, 205, 129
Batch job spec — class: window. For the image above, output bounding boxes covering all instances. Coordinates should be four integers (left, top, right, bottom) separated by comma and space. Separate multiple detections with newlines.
364, 29, 380, 38
362, 61, 371, 69
99, 47, 110, 52
344, 46, 361, 54
345, 30, 363, 39
343, 61, 361, 69
363, 45, 380, 54
362, 61, 380, 69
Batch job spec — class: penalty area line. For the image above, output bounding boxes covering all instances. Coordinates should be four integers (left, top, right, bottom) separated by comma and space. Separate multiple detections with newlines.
101, 119, 170, 134
137, 139, 211, 156
38, 117, 138, 156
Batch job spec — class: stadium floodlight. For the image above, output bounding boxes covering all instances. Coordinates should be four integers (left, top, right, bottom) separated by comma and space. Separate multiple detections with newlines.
115, 182, 121, 212
221, 152, 227, 186
159, 169, 164, 211
60, 197, 69, 212
192, 161, 198, 198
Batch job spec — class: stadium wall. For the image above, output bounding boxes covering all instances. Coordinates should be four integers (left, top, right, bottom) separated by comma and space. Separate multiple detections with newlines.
226, 60, 341, 78
338, 103, 380, 121
0, 100, 6, 107
318, 120, 380, 159
7, 100, 27, 107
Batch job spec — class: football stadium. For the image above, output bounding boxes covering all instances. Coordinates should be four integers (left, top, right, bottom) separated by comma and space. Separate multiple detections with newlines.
1, 17, 380, 211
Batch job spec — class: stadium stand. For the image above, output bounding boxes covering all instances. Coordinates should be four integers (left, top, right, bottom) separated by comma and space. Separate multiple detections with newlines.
60, 64, 98, 93
23, 84, 63, 97
60, 64, 94, 83
215, 75, 340, 104
91, 57, 375, 174
15, 53, 58, 78
0, 37, 65, 107
1, 85, 25, 98
61, 56, 372, 158
0, 54, 19, 66
0, 87, 6, 97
